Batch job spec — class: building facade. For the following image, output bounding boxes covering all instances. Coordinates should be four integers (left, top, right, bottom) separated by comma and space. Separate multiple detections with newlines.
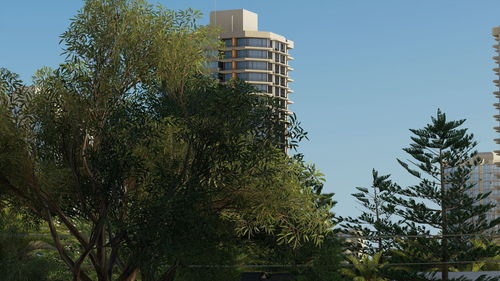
465, 152, 500, 229
494, 27, 500, 158
444, 152, 500, 231
209, 9, 294, 119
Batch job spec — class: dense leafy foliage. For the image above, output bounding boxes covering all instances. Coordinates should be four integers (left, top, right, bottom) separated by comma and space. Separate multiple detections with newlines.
0, 1, 335, 280
340, 252, 387, 281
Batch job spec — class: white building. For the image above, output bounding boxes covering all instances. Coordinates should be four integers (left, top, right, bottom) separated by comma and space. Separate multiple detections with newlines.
210, 9, 294, 119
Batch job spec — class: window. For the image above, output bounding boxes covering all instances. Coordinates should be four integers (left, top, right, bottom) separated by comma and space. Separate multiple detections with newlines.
223, 74, 232, 82
281, 88, 286, 97
273, 41, 280, 51
252, 84, 268, 92
236, 61, 268, 70
237, 38, 270, 47
223, 62, 232, 70
224, 51, 232, 59
236, 50, 268, 59
237, 72, 268, 82
223, 39, 232, 47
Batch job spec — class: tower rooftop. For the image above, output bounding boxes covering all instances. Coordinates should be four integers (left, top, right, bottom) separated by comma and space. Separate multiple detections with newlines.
210, 9, 258, 33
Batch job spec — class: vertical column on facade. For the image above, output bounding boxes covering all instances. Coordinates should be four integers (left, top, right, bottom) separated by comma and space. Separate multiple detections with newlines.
231, 37, 237, 79
493, 27, 500, 185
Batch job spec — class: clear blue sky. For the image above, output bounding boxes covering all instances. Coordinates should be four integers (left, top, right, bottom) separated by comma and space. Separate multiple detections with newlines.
1, 0, 499, 217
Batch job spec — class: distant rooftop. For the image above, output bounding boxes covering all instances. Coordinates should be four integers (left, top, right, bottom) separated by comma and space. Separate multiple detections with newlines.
210, 9, 259, 33
493, 26, 500, 35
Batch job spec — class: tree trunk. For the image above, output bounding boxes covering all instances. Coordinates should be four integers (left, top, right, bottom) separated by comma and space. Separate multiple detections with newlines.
374, 187, 382, 254
124, 268, 139, 281
440, 159, 449, 281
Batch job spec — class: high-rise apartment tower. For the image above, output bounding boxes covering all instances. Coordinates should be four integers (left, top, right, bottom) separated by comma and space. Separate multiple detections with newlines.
492, 26, 500, 156
209, 9, 294, 118
493, 27, 500, 211
493, 27, 500, 158
445, 152, 500, 231
467, 152, 500, 230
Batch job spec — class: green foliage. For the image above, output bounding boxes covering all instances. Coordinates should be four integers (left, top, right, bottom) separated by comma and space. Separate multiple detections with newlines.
340, 252, 388, 281
341, 110, 500, 281
341, 169, 399, 256
229, 159, 346, 281
0, 205, 70, 281
0, 2, 333, 281
1, 69, 332, 281
382, 109, 500, 280
462, 240, 500, 272
293, 233, 348, 281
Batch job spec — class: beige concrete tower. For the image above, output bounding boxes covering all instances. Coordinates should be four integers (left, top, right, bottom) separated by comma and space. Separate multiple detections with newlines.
467, 152, 500, 230
210, 9, 294, 118
494, 27, 500, 158
493, 27, 500, 208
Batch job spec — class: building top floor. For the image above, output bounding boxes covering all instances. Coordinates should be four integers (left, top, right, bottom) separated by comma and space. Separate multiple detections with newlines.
477, 152, 500, 165
209, 9, 294, 48
493, 26, 500, 36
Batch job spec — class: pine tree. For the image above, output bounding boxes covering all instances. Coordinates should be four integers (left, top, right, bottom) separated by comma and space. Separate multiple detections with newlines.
341, 169, 398, 256
384, 109, 500, 281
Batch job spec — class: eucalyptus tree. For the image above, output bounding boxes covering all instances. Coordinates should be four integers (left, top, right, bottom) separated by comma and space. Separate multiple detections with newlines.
0, 1, 333, 281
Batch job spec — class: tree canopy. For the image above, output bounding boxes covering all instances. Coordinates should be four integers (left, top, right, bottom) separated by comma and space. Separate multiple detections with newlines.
342, 110, 500, 281
0, 1, 334, 280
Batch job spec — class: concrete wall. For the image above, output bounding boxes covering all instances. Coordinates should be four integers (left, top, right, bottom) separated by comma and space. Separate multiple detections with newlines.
210, 9, 258, 33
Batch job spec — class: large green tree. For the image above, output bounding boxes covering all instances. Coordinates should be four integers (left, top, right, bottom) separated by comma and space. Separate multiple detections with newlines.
383, 110, 500, 281
0, 1, 333, 281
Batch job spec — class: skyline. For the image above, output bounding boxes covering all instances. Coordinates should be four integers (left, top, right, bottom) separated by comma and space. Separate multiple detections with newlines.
1, 0, 499, 217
